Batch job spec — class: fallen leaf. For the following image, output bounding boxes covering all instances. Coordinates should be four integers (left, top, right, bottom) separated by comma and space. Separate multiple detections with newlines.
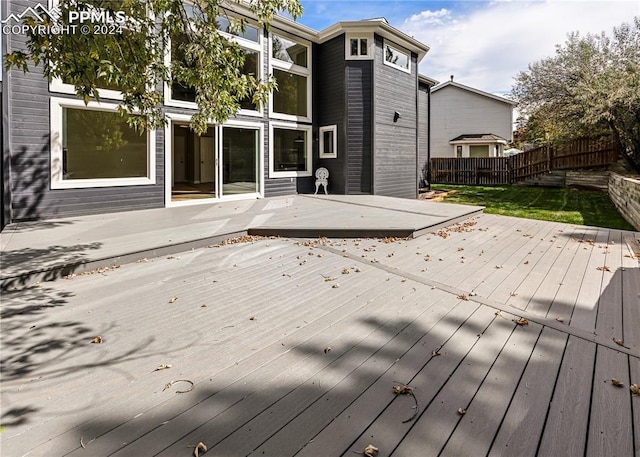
514, 318, 529, 326
201, 304, 207, 308
324, 346, 332, 354
555, 317, 564, 323
457, 294, 469, 301
154, 364, 172, 371
613, 338, 626, 347
91, 336, 103, 344
596, 266, 611, 272
353, 444, 379, 456
323, 276, 337, 282
431, 350, 441, 357
193, 441, 207, 457
495, 265, 503, 269
332, 284, 340, 289
342, 268, 350, 275
611, 378, 624, 387
354, 267, 362, 273
469, 292, 477, 297
168, 296, 178, 303
249, 316, 257, 321
630, 384, 640, 395
457, 408, 466, 415
524, 260, 529, 265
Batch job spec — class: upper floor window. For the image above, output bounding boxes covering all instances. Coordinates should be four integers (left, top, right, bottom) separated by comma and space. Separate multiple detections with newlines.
272, 34, 308, 67
270, 33, 311, 121
384, 41, 410, 73
345, 33, 374, 60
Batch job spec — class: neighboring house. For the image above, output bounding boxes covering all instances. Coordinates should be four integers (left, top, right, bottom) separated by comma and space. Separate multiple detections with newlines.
1, 1, 436, 224
430, 78, 516, 159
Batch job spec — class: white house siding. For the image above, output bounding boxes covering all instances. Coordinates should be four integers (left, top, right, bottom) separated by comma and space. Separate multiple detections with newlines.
430, 85, 513, 158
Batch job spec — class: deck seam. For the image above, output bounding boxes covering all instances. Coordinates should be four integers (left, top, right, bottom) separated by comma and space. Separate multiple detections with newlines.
316, 244, 640, 358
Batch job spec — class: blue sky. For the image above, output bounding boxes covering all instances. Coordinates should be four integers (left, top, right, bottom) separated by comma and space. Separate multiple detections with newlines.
291, 1, 640, 94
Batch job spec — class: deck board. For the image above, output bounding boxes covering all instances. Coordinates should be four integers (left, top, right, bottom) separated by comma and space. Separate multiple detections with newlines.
2, 211, 639, 457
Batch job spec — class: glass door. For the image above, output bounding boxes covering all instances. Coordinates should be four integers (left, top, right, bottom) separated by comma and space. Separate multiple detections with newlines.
171, 122, 217, 201
221, 126, 260, 196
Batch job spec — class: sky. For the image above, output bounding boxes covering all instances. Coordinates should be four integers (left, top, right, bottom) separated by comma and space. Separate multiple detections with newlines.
293, 0, 640, 95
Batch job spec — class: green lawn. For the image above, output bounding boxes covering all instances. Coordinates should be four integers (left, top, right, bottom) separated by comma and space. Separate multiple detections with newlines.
431, 184, 635, 230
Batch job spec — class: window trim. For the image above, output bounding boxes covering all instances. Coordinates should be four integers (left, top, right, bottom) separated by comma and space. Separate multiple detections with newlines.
269, 31, 312, 122
164, 16, 264, 117
319, 125, 338, 159
345, 33, 374, 60
383, 40, 411, 74
50, 97, 156, 189
269, 121, 313, 178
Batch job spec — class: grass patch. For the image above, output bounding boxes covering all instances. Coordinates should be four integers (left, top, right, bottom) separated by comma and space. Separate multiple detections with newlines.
431, 184, 635, 230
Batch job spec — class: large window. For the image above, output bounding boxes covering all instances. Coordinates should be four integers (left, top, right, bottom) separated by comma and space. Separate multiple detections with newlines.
50, 98, 155, 188
270, 123, 312, 177
384, 41, 411, 73
167, 14, 262, 115
271, 33, 311, 121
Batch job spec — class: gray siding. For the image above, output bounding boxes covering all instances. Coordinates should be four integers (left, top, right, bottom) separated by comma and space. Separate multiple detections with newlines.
6, 0, 164, 221
373, 35, 417, 199
418, 83, 429, 187
345, 61, 373, 194
316, 36, 346, 194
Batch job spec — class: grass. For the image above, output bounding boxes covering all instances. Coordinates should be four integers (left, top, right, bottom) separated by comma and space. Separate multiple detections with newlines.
431, 184, 635, 230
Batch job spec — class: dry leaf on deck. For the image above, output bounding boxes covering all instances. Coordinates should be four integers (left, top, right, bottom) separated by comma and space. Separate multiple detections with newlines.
514, 318, 529, 326
457, 407, 466, 415
193, 441, 207, 457
332, 284, 340, 289
611, 378, 624, 387
457, 294, 469, 301
324, 346, 332, 354
555, 317, 564, 322
495, 265, 503, 269
249, 316, 257, 321
154, 364, 172, 371
168, 296, 178, 303
630, 384, 640, 395
353, 444, 379, 456
342, 268, 350, 275
91, 336, 103, 344
596, 266, 611, 272
612, 338, 627, 348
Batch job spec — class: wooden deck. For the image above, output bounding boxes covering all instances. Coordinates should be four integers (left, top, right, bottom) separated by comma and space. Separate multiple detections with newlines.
1, 213, 639, 457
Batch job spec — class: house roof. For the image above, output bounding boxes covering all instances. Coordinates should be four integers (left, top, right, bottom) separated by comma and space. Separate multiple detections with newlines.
419, 74, 439, 87
450, 134, 508, 144
318, 19, 430, 61
431, 80, 517, 106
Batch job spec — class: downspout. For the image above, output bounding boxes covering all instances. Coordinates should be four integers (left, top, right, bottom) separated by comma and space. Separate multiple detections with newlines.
427, 84, 431, 190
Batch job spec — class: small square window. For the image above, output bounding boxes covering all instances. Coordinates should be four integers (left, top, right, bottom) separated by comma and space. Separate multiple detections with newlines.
319, 125, 337, 159
345, 35, 372, 60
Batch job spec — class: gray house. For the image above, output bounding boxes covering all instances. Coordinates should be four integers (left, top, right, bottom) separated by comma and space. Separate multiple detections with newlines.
430, 78, 516, 159
1, 1, 433, 226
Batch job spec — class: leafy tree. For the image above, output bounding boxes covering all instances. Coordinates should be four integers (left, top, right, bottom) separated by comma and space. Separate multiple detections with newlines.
4, 0, 303, 134
512, 17, 640, 167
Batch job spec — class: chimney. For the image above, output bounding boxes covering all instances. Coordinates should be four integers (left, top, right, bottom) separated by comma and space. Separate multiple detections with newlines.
450, 75, 454, 82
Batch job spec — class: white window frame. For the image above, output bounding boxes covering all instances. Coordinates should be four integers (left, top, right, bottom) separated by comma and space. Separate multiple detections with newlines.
269, 121, 313, 178
269, 31, 312, 123
164, 15, 263, 117
164, 113, 264, 206
345, 33, 374, 60
319, 125, 338, 159
50, 97, 156, 189
383, 40, 411, 74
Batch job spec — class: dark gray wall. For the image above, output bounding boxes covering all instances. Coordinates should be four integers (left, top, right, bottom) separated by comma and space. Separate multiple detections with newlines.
372, 34, 418, 199
418, 82, 430, 187
5, 0, 165, 222
316, 36, 346, 194
345, 60, 373, 194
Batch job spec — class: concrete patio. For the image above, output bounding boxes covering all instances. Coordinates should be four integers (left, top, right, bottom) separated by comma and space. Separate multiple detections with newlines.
1, 196, 639, 457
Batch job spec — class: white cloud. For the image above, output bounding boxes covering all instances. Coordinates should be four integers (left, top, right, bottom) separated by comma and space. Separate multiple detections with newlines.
403, 1, 640, 94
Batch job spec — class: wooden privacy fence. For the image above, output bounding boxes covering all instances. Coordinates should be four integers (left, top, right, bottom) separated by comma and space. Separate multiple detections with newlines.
431, 136, 618, 185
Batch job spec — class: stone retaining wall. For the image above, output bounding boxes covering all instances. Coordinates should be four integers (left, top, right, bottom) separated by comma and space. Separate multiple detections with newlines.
608, 173, 640, 231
